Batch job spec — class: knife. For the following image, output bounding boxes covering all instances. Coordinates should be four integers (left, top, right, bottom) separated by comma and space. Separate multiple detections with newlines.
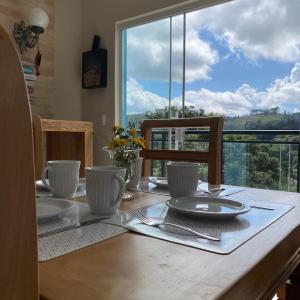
218, 187, 245, 197
219, 189, 275, 210
38, 218, 104, 239
250, 205, 274, 210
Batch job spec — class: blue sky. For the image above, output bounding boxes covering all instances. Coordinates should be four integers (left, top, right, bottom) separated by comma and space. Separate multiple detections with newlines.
125, 0, 300, 116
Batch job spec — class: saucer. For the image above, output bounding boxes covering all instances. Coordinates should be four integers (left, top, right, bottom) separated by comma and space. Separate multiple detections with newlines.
36, 198, 76, 221
149, 177, 168, 188
36, 178, 85, 191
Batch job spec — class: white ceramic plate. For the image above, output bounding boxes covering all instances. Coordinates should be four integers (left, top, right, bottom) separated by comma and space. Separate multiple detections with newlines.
166, 196, 250, 219
36, 178, 86, 191
149, 177, 168, 188
36, 198, 76, 221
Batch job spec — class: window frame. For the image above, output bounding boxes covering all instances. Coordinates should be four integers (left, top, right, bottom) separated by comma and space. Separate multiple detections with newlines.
114, 0, 233, 125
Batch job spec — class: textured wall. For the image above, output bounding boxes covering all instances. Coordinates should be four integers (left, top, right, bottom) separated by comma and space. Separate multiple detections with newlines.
0, 0, 54, 118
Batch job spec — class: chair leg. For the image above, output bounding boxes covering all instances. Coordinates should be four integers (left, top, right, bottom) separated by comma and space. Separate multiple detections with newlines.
277, 283, 286, 300
286, 265, 300, 299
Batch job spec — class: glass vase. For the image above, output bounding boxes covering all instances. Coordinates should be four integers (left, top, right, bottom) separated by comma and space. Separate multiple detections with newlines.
103, 147, 141, 200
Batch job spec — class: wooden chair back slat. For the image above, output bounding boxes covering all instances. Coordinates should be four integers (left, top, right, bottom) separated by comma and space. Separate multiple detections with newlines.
141, 117, 224, 184
0, 26, 38, 299
33, 114, 45, 180
32, 114, 94, 179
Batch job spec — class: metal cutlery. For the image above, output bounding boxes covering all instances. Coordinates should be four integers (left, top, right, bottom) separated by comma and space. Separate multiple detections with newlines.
199, 187, 225, 195
250, 205, 275, 211
198, 188, 274, 210
201, 188, 225, 195
132, 210, 220, 241
219, 189, 275, 210
198, 187, 244, 197
218, 188, 245, 197
38, 218, 104, 239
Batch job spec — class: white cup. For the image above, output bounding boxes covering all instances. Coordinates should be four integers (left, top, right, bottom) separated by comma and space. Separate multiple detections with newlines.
167, 162, 200, 198
127, 157, 143, 190
85, 166, 126, 215
41, 160, 81, 198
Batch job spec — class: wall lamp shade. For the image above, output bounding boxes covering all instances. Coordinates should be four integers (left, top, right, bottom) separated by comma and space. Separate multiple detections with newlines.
13, 8, 49, 53
26, 8, 49, 33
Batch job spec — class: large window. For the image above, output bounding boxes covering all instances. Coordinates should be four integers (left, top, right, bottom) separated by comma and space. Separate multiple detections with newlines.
121, 0, 300, 192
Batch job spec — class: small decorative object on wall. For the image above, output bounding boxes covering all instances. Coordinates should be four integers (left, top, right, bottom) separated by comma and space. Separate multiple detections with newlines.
13, 8, 49, 54
82, 35, 107, 89
22, 60, 37, 100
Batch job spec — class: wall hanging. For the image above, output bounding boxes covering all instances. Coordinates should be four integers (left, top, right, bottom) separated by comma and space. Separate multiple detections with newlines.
82, 35, 107, 89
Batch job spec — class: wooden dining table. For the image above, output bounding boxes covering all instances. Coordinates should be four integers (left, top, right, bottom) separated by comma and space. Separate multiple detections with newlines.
39, 185, 300, 300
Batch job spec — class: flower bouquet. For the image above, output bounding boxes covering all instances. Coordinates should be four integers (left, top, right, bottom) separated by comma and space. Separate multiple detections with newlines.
103, 123, 145, 200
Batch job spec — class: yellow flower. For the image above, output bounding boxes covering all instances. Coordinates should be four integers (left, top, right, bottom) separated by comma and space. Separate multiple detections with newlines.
129, 128, 137, 136
112, 125, 121, 131
132, 137, 145, 149
108, 138, 121, 149
119, 139, 128, 147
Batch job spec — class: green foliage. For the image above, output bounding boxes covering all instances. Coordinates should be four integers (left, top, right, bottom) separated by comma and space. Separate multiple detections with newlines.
127, 106, 300, 192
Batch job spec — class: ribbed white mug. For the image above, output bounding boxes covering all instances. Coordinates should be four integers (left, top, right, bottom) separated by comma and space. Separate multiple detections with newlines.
85, 166, 126, 215
41, 160, 81, 198
167, 162, 200, 198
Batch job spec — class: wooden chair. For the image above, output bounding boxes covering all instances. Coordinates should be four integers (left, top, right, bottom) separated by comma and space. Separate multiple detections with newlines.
141, 117, 224, 184
0, 25, 38, 299
32, 114, 94, 179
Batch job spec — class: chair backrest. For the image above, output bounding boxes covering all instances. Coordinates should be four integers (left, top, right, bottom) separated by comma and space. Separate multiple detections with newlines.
0, 26, 38, 299
32, 114, 45, 180
141, 117, 224, 184
32, 114, 94, 179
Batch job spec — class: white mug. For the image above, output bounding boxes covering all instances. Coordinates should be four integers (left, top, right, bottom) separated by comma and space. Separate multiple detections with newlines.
85, 166, 126, 215
167, 162, 200, 198
41, 160, 81, 198
127, 157, 143, 190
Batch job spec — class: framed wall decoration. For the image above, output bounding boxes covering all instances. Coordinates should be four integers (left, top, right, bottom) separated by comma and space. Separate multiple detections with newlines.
82, 48, 107, 89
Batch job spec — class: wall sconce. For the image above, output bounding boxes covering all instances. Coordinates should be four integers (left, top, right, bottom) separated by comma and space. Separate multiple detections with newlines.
13, 8, 49, 54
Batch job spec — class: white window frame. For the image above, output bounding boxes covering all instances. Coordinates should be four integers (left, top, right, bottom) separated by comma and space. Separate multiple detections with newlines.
114, 0, 233, 125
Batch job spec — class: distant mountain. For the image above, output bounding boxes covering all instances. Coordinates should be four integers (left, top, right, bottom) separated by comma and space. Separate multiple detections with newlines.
224, 112, 300, 130
127, 111, 300, 130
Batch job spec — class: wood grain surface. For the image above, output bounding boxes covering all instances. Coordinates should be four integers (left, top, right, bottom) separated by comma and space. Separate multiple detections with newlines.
39, 188, 300, 300
0, 25, 38, 300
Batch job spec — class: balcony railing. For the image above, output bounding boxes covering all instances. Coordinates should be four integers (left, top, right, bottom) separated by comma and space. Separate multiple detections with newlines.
149, 129, 300, 193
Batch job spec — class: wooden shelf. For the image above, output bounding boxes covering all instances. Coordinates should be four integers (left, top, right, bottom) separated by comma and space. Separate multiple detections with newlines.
33, 115, 93, 179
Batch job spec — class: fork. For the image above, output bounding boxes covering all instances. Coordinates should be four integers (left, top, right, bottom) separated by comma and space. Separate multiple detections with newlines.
132, 210, 220, 241
199, 187, 226, 195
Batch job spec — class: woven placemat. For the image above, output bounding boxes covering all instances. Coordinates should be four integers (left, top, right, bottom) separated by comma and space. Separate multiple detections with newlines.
39, 222, 127, 262
38, 202, 127, 262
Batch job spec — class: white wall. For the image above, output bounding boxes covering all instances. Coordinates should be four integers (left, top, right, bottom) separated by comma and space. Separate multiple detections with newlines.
54, 0, 82, 120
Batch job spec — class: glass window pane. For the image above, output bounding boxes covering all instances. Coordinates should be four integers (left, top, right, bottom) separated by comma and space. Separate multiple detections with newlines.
123, 18, 170, 129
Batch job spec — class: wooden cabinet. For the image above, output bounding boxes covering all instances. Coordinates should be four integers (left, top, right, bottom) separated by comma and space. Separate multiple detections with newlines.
33, 115, 93, 179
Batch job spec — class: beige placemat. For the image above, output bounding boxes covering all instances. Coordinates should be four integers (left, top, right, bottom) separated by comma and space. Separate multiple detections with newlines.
103, 199, 294, 254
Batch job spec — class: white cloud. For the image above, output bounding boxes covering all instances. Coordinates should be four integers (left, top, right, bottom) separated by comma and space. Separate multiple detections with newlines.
127, 63, 300, 116
189, 0, 300, 62
125, 0, 300, 87
126, 16, 218, 83
127, 78, 168, 114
